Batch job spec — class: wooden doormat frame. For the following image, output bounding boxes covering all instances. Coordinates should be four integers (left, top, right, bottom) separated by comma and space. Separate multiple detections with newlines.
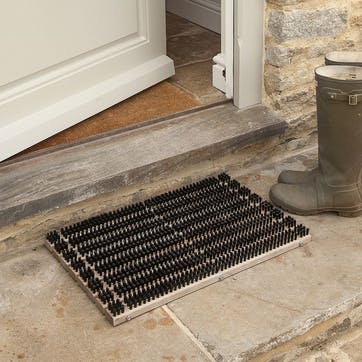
45, 173, 311, 326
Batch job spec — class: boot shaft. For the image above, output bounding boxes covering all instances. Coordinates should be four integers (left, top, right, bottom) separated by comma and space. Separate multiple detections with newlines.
315, 66, 362, 186
325, 51, 362, 67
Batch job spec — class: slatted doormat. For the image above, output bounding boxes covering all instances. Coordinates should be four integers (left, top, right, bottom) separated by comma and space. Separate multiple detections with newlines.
46, 173, 311, 326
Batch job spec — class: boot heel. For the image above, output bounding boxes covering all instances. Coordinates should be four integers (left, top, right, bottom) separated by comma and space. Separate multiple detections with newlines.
338, 209, 362, 217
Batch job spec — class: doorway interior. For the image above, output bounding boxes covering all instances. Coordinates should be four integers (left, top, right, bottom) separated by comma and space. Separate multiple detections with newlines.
10, 10, 226, 161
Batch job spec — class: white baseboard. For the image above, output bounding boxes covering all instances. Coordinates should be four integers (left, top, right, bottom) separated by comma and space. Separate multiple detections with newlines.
167, 0, 221, 34
0, 55, 174, 162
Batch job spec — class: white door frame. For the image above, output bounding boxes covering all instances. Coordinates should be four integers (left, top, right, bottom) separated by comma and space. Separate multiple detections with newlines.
233, 0, 264, 109
214, 0, 264, 108
212, 0, 233, 99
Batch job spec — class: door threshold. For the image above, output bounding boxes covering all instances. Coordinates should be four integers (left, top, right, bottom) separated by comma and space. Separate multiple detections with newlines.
3, 99, 231, 168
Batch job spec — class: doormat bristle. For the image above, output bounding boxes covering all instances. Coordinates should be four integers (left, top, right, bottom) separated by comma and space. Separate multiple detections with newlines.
45, 173, 311, 326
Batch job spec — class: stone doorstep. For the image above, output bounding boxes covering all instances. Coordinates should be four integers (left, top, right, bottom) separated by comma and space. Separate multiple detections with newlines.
0, 103, 286, 229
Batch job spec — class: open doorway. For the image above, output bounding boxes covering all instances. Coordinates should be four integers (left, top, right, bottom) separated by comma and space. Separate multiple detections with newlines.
166, 11, 226, 105
9, 6, 226, 161
1, 1, 266, 163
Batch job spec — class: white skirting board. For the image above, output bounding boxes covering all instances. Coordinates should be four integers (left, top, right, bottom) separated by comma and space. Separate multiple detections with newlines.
167, 0, 221, 34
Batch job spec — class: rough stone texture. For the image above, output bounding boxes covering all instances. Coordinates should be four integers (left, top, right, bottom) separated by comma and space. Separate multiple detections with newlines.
0, 248, 208, 362
254, 319, 362, 361
268, 9, 348, 42
0, 104, 285, 228
264, 0, 362, 141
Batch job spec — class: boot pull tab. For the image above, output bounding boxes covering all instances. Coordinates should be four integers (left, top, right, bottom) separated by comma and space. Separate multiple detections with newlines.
349, 94, 359, 106
325, 88, 362, 106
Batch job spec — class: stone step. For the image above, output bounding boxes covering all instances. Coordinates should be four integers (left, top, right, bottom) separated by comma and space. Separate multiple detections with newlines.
0, 103, 285, 228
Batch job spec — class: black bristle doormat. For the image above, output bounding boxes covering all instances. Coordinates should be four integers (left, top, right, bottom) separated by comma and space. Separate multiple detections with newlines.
45, 173, 311, 326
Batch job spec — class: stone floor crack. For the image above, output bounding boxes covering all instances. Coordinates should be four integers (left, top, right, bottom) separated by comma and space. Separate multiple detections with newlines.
235, 288, 303, 314
162, 305, 217, 362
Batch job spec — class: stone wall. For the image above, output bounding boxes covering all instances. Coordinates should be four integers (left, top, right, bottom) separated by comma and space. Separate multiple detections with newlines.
264, 0, 362, 142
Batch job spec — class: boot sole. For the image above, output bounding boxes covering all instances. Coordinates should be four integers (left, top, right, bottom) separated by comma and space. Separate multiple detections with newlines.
270, 196, 362, 218
337, 209, 362, 217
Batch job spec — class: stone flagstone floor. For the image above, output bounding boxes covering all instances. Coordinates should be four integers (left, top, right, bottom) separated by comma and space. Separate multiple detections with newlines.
0, 148, 361, 362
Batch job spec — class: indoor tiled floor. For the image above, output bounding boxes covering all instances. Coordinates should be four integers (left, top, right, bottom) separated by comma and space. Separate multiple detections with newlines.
166, 12, 221, 68
167, 12, 225, 105
10, 13, 225, 161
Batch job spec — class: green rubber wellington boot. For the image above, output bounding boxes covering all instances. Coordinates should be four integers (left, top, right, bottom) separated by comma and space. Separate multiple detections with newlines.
270, 65, 362, 217
279, 51, 362, 185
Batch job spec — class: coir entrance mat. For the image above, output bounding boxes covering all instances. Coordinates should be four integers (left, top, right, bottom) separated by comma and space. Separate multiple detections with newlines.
46, 173, 311, 326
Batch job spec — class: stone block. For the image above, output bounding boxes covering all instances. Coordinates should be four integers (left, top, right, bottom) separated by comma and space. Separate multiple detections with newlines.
268, 8, 348, 41
264, 66, 314, 95
267, 0, 306, 6
266, 46, 291, 67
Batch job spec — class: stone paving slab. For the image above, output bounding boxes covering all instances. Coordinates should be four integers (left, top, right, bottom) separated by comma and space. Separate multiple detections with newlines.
168, 151, 362, 361
0, 149, 361, 362
0, 248, 208, 362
